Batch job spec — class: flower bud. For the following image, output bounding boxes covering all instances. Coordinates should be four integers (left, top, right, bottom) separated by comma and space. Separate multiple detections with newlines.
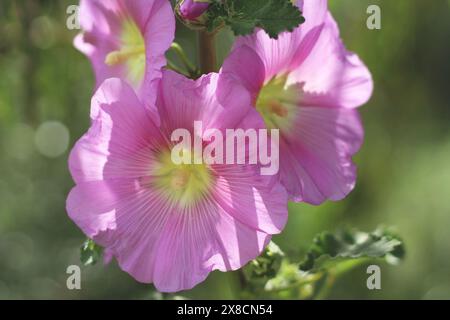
178, 0, 210, 20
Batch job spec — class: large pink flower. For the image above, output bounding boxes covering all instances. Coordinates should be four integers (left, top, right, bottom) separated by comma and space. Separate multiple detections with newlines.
66, 72, 288, 292
74, 0, 175, 106
220, 0, 373, 205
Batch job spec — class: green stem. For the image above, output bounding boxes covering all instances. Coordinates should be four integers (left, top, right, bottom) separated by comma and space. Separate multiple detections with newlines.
314, 273, 335, 300
264, 272, 324, 293
198, 31, 217, 74
314, 258, 371, 300
333, 257, 371, 277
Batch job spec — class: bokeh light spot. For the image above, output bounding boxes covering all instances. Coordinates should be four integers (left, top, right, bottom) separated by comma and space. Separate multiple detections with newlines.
34, 121, 70, 158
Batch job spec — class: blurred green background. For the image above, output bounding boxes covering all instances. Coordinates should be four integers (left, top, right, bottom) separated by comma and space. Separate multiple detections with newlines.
0, 0, 449, 299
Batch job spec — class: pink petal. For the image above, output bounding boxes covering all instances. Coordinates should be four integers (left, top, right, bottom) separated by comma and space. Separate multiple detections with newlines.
212, 165, 288, 234
288, 14, 373, 109
230, 0, 328, 80
295, 0, 328, 40
280, 107, 363, 204
77, 0, 121, 35
150, 202, 272, 292
220, 45, 266, 102
67, 178, 171, 280
69, 79, 161, 183
233, 29, 301, 81
138, 0, 176, 106
157, 70, 254, 134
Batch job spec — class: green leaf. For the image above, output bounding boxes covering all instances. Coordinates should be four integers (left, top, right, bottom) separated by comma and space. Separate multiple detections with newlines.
80, 239, 103, 266
299, 228, 405, 272
206, 0, 305, 39
246, 241, 285, 279
205, 1, 227, 32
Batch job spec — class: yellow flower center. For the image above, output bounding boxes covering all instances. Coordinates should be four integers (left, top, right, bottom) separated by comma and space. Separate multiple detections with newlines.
151, 150, 213, 208
105, 18, 146, 87
256, 75, 300, 131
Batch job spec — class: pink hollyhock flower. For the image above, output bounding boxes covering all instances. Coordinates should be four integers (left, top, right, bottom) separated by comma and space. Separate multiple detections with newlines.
74, 0, 175, 106
66, 72, 288, 292
179, 0, 210, 20
220, 0, 373, 205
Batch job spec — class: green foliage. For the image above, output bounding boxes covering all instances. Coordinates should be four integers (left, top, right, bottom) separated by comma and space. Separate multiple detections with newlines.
239, 228, 405, 299
299, 228, 405, 272
206, 0, 305, 38
246, 241, 285, 279
80, 239, 103, 266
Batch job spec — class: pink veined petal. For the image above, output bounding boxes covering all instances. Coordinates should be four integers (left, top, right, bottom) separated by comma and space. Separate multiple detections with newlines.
157, 70, 254, 135
151, 192, 277, 292
67, 180, 119, 242
295, 0, 328, 39
288, 0, 329, 69
67, 178, 173, 280
120, 0, 163, 31
136, 0, 175, 105
149, 200, 223, 292
78, 0, 121, 35
180, 165, 286, 292
288, 13, 373, 109
211, 165, 288, 234
232, 29, 301, 81
67, 178, 170, 247
230, 0, 328, 80
157, 70, 213, 134
69, 78, 161, 183
220, 45, 266, 102
280, 107, 364, 204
